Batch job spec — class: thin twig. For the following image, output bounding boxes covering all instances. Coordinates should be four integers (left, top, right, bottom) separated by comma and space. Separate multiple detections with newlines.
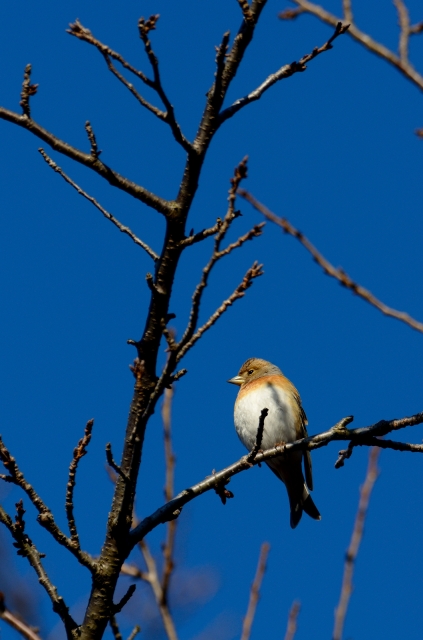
239, 190, 423, 334
161, 387, 177, 604
175, 260, 264, 362
179, 219, 223, 248
39, 149, 159, 261
106, 443, 129, 482
279, 0, 423, 91
137, 16, 192, 152
0, 436, 95, 571
130, 410, 423, 546
85, 121, 100, 158
218, 21, 349, 125
65, 419, 94, 547
127, 625, 141, 640
113, 585, 136, 615
0, 593, 42, 640
240, 543, 270, 640
0, 504, 77, 636
333, 448, 380, 640
284, 601, 301, 640
19, 64, 38, 118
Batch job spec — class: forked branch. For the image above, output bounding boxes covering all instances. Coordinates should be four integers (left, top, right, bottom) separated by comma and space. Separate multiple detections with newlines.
218, 21, 349, 125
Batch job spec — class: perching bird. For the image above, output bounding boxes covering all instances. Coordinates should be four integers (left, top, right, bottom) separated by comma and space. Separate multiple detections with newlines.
228, 357, 321, 528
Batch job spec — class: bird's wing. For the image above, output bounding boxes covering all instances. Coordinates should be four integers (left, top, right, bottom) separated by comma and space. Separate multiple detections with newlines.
294, 391, 314, 491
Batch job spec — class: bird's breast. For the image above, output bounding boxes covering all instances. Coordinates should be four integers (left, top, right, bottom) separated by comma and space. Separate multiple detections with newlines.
234, 380, 299, 451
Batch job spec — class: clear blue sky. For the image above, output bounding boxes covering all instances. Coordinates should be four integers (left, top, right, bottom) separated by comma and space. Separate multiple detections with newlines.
1, 2, 422, 639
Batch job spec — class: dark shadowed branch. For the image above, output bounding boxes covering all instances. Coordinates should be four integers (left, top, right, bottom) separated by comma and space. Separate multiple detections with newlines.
0, 503, 76, 638
239, 190, 423, 334
130, 411, 423, 545
0, 436, 95, 572
333, 448, 380, 640
39, 149, 159, 261
240, 542, 270, 640
65, 419, 94, 548
284, 601, 301, 640
67, 18, 192, 152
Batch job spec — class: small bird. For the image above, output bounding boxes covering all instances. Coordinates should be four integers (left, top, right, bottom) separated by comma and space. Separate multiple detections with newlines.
228, 357, 321, 528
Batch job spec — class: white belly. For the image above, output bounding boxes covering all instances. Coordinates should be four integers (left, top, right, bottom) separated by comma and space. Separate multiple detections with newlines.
234, 382, 298, 451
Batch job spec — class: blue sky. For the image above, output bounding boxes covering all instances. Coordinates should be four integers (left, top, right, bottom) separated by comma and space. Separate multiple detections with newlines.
1, 1, 423, 639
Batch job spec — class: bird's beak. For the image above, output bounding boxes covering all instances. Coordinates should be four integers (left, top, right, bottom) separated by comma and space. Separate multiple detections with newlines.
227, 375, 243, 386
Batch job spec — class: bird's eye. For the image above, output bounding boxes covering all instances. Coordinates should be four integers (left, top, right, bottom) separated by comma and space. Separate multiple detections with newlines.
248, 369, 254, 375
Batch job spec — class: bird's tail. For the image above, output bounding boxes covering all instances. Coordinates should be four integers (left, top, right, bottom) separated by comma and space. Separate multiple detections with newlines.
289, 483, 321, 529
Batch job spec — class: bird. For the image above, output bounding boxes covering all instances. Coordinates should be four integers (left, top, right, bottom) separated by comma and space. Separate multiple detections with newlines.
228, 357, 321, 528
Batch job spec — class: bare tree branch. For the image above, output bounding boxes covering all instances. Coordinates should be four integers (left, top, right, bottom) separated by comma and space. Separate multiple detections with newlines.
240, 543, 270, 640
85, 121, 100, 159
0, 592, 42, 640
218, 21, 349, 125
393, 0, 411, 63
333, 448, 380, 640
0, 503, 77, 638
67, 19, 192, 152
65, 419, 94, 548
0, 108, 169, 214
175, 260, 264, 362
130, 411, 423, 546
239, 190, 423, 334
279, 1, 423, 92
342, 0, 353, 24
284, 601, 301, 640
39, 149, 159, 261
175, 158, 264, 361
0, 436, 95, 572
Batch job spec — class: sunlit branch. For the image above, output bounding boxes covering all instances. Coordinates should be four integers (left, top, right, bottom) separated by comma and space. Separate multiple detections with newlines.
279, 0, 423, 92
284, 601, 301, 640
239, 190, 423, 334
218, 21, 349, 125
130, 411, 423, 545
